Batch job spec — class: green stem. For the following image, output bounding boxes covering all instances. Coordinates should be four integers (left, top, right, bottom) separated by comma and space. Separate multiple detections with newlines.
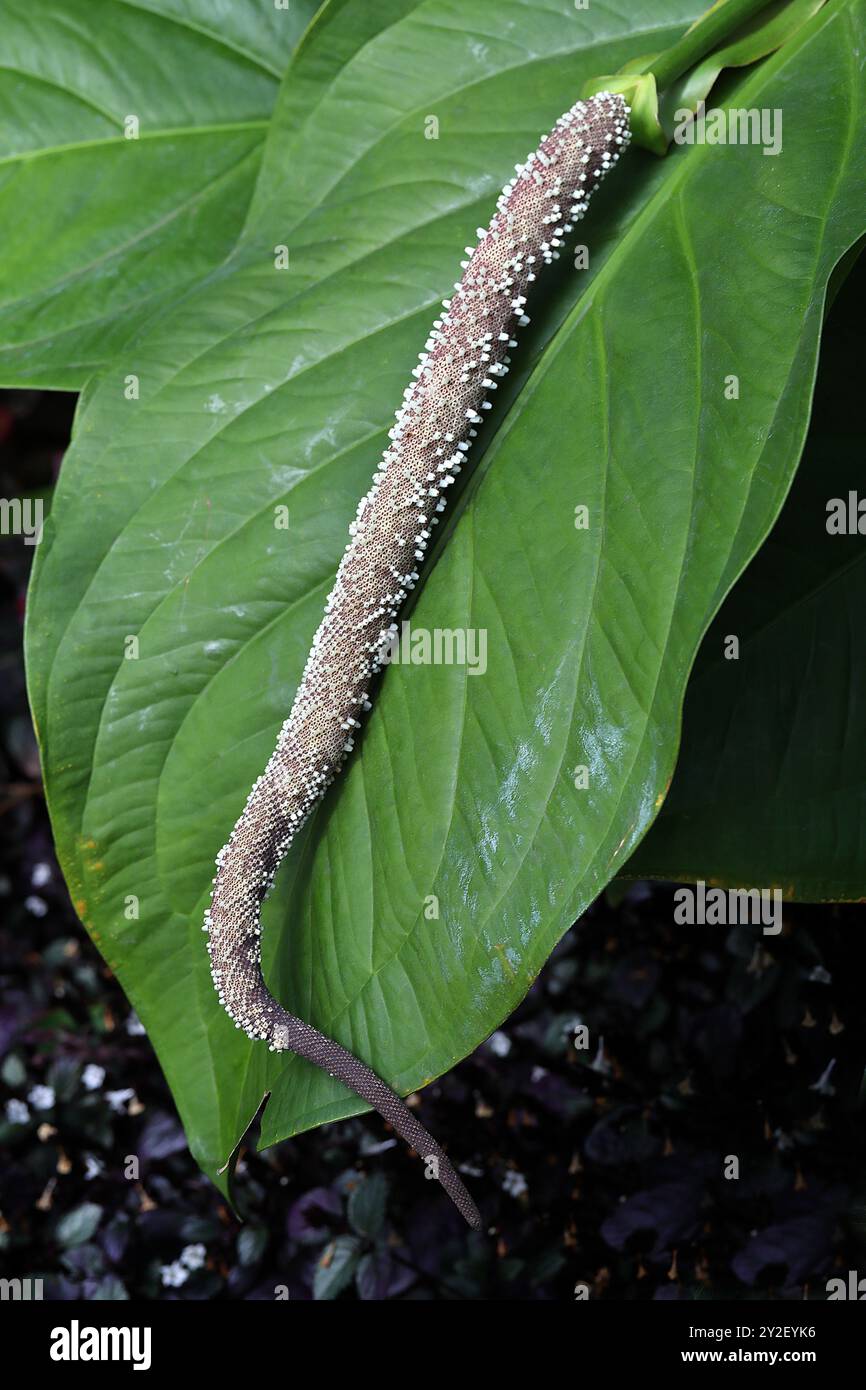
647, 0, 780, 91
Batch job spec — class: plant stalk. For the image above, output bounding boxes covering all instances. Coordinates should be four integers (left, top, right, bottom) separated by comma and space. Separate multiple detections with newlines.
647, 0, 781, 91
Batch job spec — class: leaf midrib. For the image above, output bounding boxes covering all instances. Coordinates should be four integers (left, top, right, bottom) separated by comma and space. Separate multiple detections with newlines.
0, 120, 269, 172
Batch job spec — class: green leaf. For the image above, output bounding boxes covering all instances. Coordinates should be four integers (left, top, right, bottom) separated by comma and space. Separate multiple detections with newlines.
0, 0, 319, 390
25, 0, 866, 1190
347, 1173, 388, 1240
237, 1223, 269, 1266
624, 256, 866, 900
0, 1053, 27, 1088
91, 1275, 131, 1300
314, 1235, 361, 1300
55, 1202, 103, 1248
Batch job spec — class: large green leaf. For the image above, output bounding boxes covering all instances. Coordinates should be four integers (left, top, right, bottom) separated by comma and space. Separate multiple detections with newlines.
0, 0, 319, 390
624, 251, 866, 900
26, 0, 866, 1185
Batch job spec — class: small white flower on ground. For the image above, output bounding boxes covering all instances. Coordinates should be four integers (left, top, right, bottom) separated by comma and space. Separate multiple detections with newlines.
84, 1153, 104, 1180
28, 1085, 55, 1111
125, 1013, 146, 1036
359, 1135, 397, 1156
25, 895, 48, 917
487, 1030, 511, 1057
31, 862, 52, 888
808, 965, 831, 984
809, 1059, 836, 1096
105, 1088, 136, 1113
5, 1099, 30, 1124
82, 1064, 105, 1091
160, 1261, 189, 1288
501, 1169, 528, 1199
180, 1243, 206, 1271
